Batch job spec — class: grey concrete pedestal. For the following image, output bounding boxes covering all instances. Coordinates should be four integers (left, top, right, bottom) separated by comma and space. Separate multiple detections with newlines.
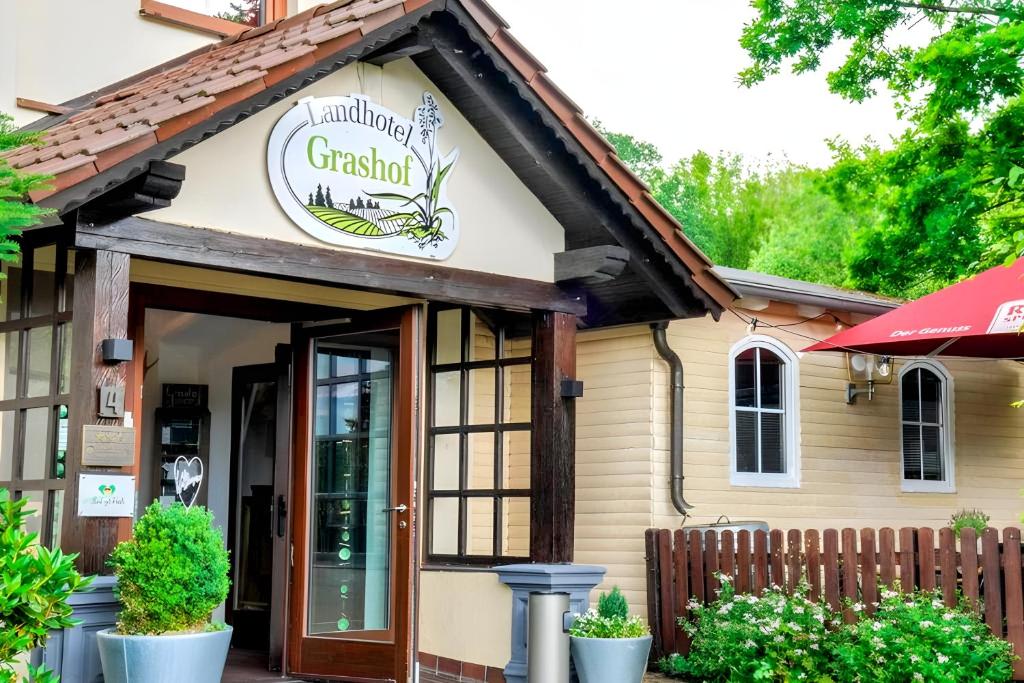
496, 564, 606, 683
39, 576, 120, 683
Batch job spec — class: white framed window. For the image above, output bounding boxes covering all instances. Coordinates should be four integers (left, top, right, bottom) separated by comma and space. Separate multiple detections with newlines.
899, 360, 955, 493
728, 335, 800, 488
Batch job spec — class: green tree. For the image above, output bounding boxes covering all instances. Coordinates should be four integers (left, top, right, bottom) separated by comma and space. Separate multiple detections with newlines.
1, 114, 50, 270
740, 0, 1024, 296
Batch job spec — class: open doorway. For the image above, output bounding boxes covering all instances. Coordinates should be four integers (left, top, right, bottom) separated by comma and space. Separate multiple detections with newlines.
138, 309, 291, 669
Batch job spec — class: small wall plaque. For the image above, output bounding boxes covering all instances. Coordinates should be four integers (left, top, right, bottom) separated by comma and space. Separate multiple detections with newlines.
98, 385, 125, 418
162, 384, 208, 409
78, 473, 135, 518
82, 425, 135, 466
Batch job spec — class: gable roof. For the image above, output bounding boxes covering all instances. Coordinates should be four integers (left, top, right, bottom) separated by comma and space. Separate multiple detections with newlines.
3, 0, 735, 319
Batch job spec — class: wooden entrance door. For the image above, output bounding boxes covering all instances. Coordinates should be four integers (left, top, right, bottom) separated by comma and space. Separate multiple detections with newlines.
288, 307, 417, 682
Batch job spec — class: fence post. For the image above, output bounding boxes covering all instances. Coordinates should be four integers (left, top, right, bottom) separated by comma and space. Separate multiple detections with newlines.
823, 529, 840, 613
704, 531, 720, 598
878, 528, 896, 589
644, 529, 662, 657
1002, 527, 1024, 680
898, 527, 917, 591
657, 529, 675, 655
736, 530, 752, 594
688, 530, 704, 604
787, 530, 802, 595
841, 529, 858, 622
918, 527, 935, 592
860, 528, 878, 614
770, 529, 784, 589
753, 531, 768, 596
981, 527, 1002, 636
938, 528, 957, 608
673, 529, 690, 655
960, 527, 980, 614
805, 529, 821, 603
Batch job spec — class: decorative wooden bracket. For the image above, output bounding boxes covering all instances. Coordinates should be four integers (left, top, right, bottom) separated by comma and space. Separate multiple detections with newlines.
80, 160, 185, 222
361, 31, 433, 66
554, 245, 630, 286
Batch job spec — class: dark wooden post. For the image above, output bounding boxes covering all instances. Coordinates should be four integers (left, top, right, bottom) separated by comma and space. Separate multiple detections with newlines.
530, 310, 577, 563
62, 250, 131, 574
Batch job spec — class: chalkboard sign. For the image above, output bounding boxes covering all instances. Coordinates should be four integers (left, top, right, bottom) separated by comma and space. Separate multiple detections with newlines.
161, 384, 208, 409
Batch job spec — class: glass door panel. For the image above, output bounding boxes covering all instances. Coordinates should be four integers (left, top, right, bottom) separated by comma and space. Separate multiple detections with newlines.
309, 340, 394, 635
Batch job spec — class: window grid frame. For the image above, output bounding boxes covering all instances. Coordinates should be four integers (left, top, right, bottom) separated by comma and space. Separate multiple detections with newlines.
899, 361, 955, 493
0, 236, 73, 547
425, 306, 532, 566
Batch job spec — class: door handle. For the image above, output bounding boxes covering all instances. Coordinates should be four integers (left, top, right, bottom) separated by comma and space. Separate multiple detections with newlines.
277, 494, 288, 538
382, 504, 408, 514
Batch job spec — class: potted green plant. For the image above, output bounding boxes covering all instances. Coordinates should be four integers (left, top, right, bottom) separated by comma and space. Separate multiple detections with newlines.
569, 586, 652, 683
0, 488, 90, 683
97, 502, 231, 683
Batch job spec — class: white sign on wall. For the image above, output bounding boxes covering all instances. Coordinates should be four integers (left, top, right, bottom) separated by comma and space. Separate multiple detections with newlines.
77, 473, 136, 518
267, 92, 460, 260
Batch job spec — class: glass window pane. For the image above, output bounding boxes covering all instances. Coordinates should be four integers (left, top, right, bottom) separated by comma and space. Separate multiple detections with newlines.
734, 349, 756, 408
26, 326, 52, 397
316, 353, 331, 380
502, 497, 530, 557
0, 411, 13, 480
434, 309, 462, 365
759, 351, 783, 409
735, 411, 758, 473
920, 370, 942, 424
29, 248, 56, 318
922, 425, 943, 481
332, 382, 359, 435
60, 261, 73, 314
432, 434, 460, 491
760, 413, 784, 474
467, 432, 494, 490
1, 332, 18, 401
466, 497, 494, 556
58, 323, 71, 395
503, 364, 531, 424
19, 490, 45, 541
502, 334, 531, 360
433, 371, 460, 427
502, 430, 531, 489
333, 354, 360, 378
902, 369, 920, 422
430, 497, 459, 555
903, 424, 922, 480
51, 489, 64, 547
23, 407, 51, 480
5, 266, 22, 321
467, 367, 495, 425
467, 313, 496, 362
55, 405, 68, 479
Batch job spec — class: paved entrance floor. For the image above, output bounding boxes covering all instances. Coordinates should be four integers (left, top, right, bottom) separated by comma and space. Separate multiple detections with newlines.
221, 649, 306, 682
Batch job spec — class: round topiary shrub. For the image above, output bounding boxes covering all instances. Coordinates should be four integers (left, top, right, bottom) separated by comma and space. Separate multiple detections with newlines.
109, 502, 230, 635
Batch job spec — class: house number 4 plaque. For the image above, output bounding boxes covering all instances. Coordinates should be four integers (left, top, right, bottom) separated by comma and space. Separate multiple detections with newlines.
98, 385, 125, 418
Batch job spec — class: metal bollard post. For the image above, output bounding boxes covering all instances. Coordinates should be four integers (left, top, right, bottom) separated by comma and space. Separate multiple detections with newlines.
527, 592, 570, 683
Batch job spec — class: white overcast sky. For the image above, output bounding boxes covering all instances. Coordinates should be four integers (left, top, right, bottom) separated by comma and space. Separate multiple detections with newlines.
489, 0, 920, 169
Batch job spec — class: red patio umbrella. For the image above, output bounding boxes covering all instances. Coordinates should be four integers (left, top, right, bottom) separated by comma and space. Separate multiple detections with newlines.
803, 258, 1024, 358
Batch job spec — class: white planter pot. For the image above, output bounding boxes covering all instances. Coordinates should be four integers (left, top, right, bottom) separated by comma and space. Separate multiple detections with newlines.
96, 625, 232, 683
570, 634, 652, 683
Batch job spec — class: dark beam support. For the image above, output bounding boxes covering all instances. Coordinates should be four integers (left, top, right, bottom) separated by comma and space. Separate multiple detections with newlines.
554, 245, 630, 286
361, 31, 432, 65
530, 310, 577, 563
62, 250, 131, 574
75, 216, 586, 316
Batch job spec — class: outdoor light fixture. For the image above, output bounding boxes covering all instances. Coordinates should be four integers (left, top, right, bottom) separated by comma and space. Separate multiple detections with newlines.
845, 353, 894, 404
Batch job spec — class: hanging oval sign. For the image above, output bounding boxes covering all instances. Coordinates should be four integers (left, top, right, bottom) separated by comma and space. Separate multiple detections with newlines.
267, 92, 460, 260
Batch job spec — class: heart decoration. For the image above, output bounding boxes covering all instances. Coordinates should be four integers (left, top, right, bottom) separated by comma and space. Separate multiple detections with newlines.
173, 456, 204, 510
98, 484, 116, 496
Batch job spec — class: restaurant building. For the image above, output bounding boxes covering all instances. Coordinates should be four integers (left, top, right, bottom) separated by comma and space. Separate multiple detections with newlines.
2, 1, 734, 681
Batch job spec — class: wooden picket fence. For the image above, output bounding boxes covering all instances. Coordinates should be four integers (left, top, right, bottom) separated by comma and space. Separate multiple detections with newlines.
645, 526, 1024, 679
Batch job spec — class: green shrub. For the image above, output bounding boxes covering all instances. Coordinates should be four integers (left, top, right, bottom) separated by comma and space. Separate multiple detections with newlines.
660, 575, 837, 681
950, 509, 990, 538
831, 589, 1013, 682
0, 488, 90, 683
569, 586, 649, 639
109, 502, 229, 635
660, 576, 1014, 683
597, 586, 629, 619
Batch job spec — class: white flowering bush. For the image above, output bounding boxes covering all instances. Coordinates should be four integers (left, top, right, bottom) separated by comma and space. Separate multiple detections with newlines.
659, 577, 1014, 682
659, 575, 837, 681
831, 589, 1013, 682
569, 586, 649, 639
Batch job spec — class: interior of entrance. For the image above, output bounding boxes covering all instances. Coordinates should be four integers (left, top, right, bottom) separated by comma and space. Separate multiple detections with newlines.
138, 309, 290, 661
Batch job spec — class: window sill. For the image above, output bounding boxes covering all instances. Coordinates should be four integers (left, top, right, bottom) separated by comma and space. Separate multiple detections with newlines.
139, 0, 249, 38
901, 482, 956, 494
421, 562, 526, 573
730, 473, 800, 489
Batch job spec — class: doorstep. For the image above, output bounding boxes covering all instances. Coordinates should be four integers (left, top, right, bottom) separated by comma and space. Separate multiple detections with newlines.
419, 669, 675, 682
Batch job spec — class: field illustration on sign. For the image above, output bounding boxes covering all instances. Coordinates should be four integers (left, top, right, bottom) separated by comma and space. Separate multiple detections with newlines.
299, 93, 457, 249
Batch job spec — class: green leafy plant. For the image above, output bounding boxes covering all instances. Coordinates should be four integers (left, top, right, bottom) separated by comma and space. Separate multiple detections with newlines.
950, 509, 990, 539
109, 502, 229, 635
569, 586, 649, 639
0, 488, 90, 683
660, 576, 1013, 682
831, 589, 1013, 682
660, 575, 837, 682
1, 112, 50, 269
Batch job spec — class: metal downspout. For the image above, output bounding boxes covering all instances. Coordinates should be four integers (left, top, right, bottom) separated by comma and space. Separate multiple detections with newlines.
652, 322, 692, 513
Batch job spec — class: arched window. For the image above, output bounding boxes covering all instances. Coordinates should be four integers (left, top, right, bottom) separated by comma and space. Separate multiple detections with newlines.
899, 360, 954, 492
729, 336, 800, 487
